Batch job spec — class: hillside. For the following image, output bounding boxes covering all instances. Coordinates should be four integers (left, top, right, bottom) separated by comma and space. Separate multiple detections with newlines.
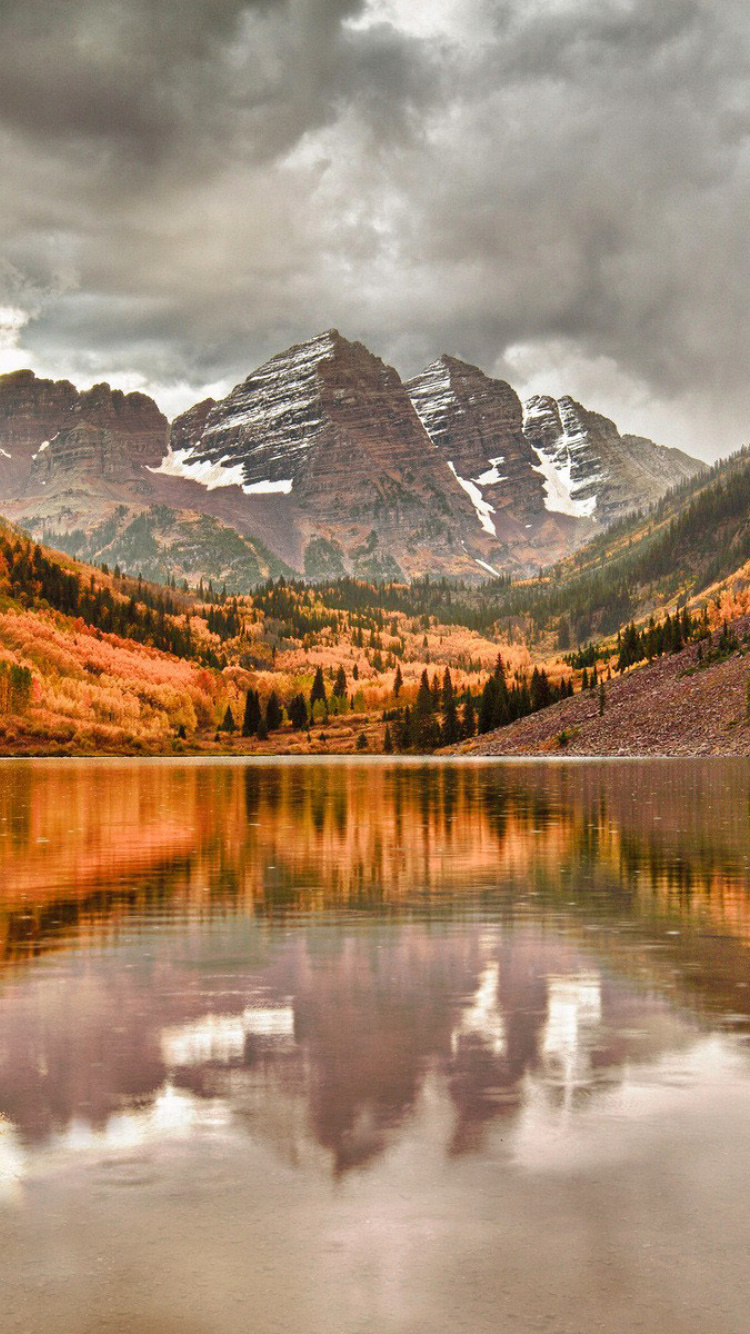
478, 446, 750, 648
457, 616, 750, 757
0, 523, 573, 755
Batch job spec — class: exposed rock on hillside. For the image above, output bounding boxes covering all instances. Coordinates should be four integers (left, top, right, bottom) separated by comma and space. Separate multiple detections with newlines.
0, 336, 705, 589
156, 330, 515, 580
0, 369, 168, 496
406, 356, 594, 568
458, 623, 750, 756
522, 394, 702, 523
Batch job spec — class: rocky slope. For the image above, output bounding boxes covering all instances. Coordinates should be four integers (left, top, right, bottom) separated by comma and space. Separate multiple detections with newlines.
0, 369, 168, 496
0, 333, 705, 589
458, 622, 750, 757
406, 356, 595, 568
156, 330, 515, 581
522, 394, 701, 523
406, 357, 703, 563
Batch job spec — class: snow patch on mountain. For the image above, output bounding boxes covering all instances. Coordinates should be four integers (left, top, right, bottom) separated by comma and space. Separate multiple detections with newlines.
242, 477, 293, 496
448, 461, 496, 535
475, 557, 501, 577
475, 457, 507, 487
152, 448, 292, 496
530, 446, 598, 518
524, 395, 601, 518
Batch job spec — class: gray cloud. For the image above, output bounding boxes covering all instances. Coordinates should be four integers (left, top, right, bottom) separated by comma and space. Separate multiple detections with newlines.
1, 0, 749, 455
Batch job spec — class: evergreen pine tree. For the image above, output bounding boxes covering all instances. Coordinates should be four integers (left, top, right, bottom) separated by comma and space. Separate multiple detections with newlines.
265, 690, 283, 731
333, 665, 347, 697
393, 664, 403, 697
310, 666, 327, 711
442, 689, 460, 745
398, 705, 413, 751
478, 677, 498, 734
242, 688, 261, 737
288, 693, 308, 729
461, 694, 476, 739
220, 705, 236, 733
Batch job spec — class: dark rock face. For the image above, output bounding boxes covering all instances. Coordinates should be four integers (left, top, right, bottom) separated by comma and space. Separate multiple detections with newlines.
169, 398, 216, 454
0, 370, 168, 495
406, 357, 595, 568
522, 394, 702, 523
157, 331, 516, 580
0, 339, 706, 589
407, 356, 531, 491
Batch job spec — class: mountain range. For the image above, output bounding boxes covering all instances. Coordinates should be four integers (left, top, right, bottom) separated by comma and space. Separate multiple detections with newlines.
0, 331, 702, 589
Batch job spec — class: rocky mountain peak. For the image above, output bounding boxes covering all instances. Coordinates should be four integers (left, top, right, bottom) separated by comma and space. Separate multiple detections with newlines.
154, 331, 516, 580
522, 392, 702, 522
0, 369, 168, 496
0, 334, 706, 589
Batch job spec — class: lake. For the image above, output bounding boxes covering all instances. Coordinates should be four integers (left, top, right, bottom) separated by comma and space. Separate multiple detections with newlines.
1, 757, 749, 1333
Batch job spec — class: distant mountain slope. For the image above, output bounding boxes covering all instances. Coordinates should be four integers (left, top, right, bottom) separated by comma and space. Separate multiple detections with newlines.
405, 355, 702, 561
482, 447, 750, 645
156, 330, 516, 581
522, 394, 700, 523
0, 332, 704, 589
0, 369, 168, 494
406, 356, 594, 568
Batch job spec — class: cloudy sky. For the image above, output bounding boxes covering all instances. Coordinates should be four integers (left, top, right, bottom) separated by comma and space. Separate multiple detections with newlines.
0, 0, 748, 457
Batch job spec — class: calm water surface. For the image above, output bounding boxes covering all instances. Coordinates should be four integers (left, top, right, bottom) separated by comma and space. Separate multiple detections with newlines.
1, 758, 750, 1333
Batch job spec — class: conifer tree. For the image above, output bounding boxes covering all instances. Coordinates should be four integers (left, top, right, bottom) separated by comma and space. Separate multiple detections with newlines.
442, 687, 460, 746
333, 665, 347, 697
220, 705, 236, 733
397, 705, 413, 751
288, 693, 308, 729
393, 664, 403, 697
478, 677, 498, 734
242, 688, 261, 737
310, 666, 327, 711
461, 694, 476, 739
265, 690, 283, 731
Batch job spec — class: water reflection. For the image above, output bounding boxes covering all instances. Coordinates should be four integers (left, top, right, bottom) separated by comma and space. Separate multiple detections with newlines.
1, 759, 750, 1333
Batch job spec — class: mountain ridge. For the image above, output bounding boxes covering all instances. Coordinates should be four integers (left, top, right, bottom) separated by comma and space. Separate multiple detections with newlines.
0, 331, 704, 589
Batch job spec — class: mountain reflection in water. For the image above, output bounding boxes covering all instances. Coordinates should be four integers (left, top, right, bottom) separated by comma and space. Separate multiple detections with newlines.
0, 758, 749, 1334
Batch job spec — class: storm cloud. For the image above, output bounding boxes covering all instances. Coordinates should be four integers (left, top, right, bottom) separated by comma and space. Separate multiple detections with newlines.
1, 0, 749, 455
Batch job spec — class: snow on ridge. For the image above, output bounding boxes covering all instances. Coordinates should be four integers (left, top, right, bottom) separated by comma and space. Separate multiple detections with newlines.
448, 461, 496, 536
0, 447, 11, 460
201, 332, 333, 441
150, 448, 293, 497
530, 446, 597, 518
474, 456, 506, 486
408, 359, 459, 442
475, 557, 501, 577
